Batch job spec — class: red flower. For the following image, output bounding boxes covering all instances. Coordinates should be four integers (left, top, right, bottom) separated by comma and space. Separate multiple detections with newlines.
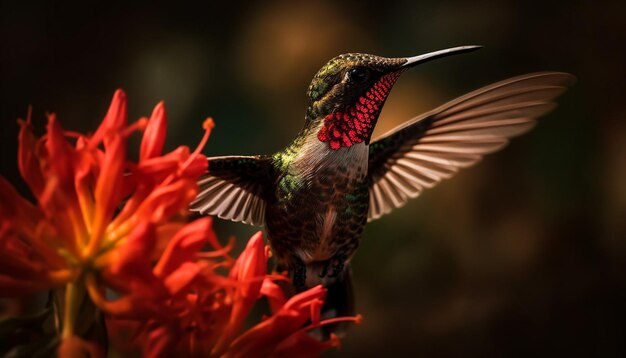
227, 283, 363, 358
0, 90, 361, 357
0, 90, 212, 354
110, 230, 362, 357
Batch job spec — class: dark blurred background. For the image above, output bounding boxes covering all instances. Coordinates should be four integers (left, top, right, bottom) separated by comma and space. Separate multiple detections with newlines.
1, 0, 625, 356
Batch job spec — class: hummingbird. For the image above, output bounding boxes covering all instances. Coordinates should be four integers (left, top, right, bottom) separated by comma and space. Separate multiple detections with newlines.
190, 46, 574, 291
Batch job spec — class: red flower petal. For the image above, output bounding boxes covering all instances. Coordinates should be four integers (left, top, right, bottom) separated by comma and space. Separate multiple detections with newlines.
17, 116, 45, 199
260, 278, 287, 314
45, 113, 77, 195
0, 176, 42, 239
89, 288, 165, 319
108, 221, 166, 298
0, 219, 72, 295
0, 275, 49, 296
110, 222, 155, 270
91, 89, 128, 148
41, 114, 85, 253
227, 285, 327, 357
144, 325, 179, 358
0, 240, 48, 282
87, 272, 167, 319
87, 134, 126, 257
153, 217, 213, 278
134, 178, 197, 224
162, 261, 201, 295
136, 146, 207, 185
140, 101, 167, 161
135, 147, 190, 185
213, 231, 267, 355
180, 154, 208, 179
229, 231, 267, 292
74, 152, 96, 234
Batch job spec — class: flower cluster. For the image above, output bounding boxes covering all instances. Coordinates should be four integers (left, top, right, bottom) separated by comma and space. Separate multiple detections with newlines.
0, 91, 360, 357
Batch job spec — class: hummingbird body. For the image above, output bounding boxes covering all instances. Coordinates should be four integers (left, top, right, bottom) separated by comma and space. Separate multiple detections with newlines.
268, 133, 369, 288
191, 47, 574, 290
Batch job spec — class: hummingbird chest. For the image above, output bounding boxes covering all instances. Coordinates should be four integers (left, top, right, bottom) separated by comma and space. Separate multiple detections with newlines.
266, 141, 370, 267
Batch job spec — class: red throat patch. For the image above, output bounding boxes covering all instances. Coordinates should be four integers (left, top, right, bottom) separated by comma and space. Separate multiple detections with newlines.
318, 71, 402, 150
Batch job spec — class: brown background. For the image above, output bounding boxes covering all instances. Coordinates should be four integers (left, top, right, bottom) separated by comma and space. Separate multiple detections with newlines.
1, 0, 625, 356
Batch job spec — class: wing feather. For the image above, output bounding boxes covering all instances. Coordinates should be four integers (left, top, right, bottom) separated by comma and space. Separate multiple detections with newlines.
190, 155, 273, 226
367, 72, 575, 221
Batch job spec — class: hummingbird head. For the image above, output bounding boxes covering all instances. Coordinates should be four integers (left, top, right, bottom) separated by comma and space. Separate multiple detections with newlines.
306, 46, 481, 150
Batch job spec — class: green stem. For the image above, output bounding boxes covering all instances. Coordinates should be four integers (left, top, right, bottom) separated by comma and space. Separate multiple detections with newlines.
61, 277, 85, 339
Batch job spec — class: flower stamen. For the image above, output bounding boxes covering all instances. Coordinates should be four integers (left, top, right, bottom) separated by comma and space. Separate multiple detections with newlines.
178, 118, 214, 176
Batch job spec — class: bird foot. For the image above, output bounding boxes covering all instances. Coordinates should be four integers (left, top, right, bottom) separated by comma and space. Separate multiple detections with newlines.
328, 259, 344, 278
319, 256, 345, 279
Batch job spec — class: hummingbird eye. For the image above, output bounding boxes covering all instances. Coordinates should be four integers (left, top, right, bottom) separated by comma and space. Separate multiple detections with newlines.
346, 68, 369, 83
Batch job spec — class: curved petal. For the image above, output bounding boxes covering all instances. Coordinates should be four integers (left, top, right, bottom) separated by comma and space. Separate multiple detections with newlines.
140, 101, 167, 161
87, 134, 126, 256
91, 89, 128, 148
0, 176, 42, 239
227, 285, 327, 357
17, 117, 45, 198
153, 217, 214, 278
213, 231, 267, 355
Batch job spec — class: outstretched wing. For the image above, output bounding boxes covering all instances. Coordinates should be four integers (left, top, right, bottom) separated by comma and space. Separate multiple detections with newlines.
190, 155, 275, 226
367, 72, 575, 221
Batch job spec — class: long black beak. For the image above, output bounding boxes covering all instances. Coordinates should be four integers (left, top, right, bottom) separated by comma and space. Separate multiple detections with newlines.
402, 45, 482, 68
